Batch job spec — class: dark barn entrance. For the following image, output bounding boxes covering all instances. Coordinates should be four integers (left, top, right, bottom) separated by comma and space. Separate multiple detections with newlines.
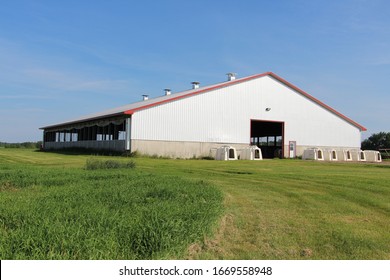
250, 120, 284, 158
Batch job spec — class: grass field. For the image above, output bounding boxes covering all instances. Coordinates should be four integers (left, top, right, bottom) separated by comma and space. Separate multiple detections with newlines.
0, 150, 222, 259
1, 149, 389, 260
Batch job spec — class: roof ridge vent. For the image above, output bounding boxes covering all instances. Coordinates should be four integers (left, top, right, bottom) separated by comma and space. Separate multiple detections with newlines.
227, 72, 237, 81
191, 81, 200, 89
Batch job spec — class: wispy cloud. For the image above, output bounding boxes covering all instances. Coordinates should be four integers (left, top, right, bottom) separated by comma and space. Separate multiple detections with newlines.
366, 56, 390, 66
22, 67, 131, 92
0, 107, 48, 113
0, 94, 55, 100
0, 37, 133, 97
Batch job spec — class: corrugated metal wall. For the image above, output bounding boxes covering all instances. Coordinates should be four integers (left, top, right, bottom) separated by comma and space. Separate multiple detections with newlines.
131, 76, 361, 148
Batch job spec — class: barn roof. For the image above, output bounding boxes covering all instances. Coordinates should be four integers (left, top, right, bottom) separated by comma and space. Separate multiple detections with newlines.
40, 72, 367, 131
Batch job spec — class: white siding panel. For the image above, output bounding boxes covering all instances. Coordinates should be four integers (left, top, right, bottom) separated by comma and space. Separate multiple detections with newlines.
131, 76, 361, 148
260, 77, 361, 147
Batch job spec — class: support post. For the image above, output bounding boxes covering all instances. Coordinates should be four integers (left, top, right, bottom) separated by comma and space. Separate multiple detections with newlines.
125, 117, 131, 151
42, 130, 45, 149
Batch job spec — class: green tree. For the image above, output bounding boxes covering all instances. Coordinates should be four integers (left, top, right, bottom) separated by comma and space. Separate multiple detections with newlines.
361, 132, 390, 150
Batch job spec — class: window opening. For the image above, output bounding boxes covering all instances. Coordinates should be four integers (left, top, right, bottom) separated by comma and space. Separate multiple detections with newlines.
229, 148, 235, 159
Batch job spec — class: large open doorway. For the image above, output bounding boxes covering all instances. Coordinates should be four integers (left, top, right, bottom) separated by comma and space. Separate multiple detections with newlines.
250, 120, 284, 158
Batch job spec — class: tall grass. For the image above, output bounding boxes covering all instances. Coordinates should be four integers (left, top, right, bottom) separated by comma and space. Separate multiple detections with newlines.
0, 162, 222, 259
85, 158, 136, 170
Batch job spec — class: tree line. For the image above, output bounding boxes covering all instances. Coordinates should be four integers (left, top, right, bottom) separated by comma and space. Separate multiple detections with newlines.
0, 142, 42, 149
361, 132, 390, 151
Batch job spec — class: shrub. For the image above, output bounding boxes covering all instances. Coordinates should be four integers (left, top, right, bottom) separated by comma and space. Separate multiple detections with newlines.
200, 156, 215, 160
85, 158, 136, 170
125, 161, 136, 168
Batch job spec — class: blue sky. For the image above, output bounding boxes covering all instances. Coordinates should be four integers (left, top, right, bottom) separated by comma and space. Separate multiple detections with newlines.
0, 0, 389, 142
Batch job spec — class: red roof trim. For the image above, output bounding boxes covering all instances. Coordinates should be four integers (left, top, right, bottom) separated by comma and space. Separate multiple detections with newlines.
125, 71, 366, 131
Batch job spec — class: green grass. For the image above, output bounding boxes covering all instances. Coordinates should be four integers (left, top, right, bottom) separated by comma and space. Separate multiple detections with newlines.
142, 159, 390, 260
0, 150, 222, 259
84, 158, 136, 170
1, 149, 390, 260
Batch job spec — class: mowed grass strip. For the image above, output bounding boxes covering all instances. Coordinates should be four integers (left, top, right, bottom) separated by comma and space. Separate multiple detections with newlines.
134, 158, 390, 259
0, 155, 222, 259
0, 149, 389, 259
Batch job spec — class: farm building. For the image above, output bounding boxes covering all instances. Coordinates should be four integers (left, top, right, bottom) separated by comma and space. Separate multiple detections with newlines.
40, 72, 366, 159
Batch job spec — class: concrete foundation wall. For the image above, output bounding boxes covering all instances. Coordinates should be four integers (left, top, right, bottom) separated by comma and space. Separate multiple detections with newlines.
44, 138, 361, 160
132, 139, 359, 159
131, 139, 251, 159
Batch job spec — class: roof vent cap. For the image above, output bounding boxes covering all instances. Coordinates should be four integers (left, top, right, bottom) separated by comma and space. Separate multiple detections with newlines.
191, 81, 200, 89
164, 89, 171, 96
142, 94, 149, 101
227, 72, 237, 81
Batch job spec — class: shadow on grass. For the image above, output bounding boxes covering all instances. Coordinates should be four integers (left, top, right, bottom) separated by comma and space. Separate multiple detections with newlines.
36, 147, 136, 157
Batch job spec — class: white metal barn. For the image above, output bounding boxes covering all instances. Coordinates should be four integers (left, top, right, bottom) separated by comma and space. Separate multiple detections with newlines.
40, 72, 366, 158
